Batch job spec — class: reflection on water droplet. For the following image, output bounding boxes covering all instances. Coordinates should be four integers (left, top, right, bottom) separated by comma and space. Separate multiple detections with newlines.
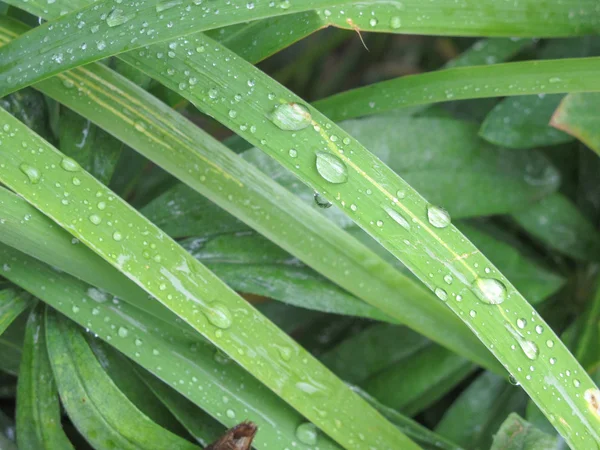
469, 310, 476, 318
268, 103, 312, 130
106, 8, 135, 27
20, 164, 41, 184
113, 231, 123, 241
89, 214, 102, 225
546, 339, 554, 348
549, 357, 556, 365
205, 303, 232, 329
473, 278, 507, 305
443, 274, 453, 285
315, 152, 348, 184
573, 379, 581, 388
520, 340, 539, 360
390, 16, 401, 29
434, 288, 448, 301
296, 423, 318, 445
535, 325, 543, 334
427, 205, 450, 228
314, 192, 332, 209
288, 148, 297, 158
135, 339, 143, 346
278, 346, 292, 361
60, 157, 80, 172
226, 409, 236, 419
508, 374, 520, 386
118, 326, 128, 338
383, 205, 410, 230
517, 318, 526, 329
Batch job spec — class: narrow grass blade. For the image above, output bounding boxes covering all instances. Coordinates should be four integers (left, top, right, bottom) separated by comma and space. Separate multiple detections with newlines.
0, 16, 497, 372
314, 58, 600, 122
0, 0, 355, 97
0, 289, 30, 335
16, 304, 75, 450
316, 1, 600, 37
0, 109, 416, 450
44, 308, 201, 450
0, 312, 26, 376
491, 414, 559, 449
511, 194, 600, 261
480, 94, 572, 149
0, 245, 343, 450
445, 38, 532, 69
435, 372, 526, 449
551, 93, 600, 156
118, 30, 600, 446
135, 368, 224, 446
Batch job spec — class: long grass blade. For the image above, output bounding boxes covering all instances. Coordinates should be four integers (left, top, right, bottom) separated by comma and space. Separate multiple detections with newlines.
0, 289, 30, 335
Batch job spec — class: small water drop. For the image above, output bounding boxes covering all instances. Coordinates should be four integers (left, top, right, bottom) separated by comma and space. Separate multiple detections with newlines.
208, 88, 218, 99
508, 374, 520, 386
156, 0, 182, 12
546, 339, 554, 348
517, 318, 526, 329
20, 164, 41, 184
72, 305, 80, 313
288, 148, 297, 158
443, 274, 453, 285
469, 310, 476, 318
549, 357, 556, 365
296, 423, 318, 445
472, 278, 507, 305
226, 409, 236, 419
278, 346, 292, 361
315, 152, 348, 184
135, 338, 143, 346
434, 287, 448, 301
268, 103, 312, 130
205, 303, 232, 329
89, 214, 102, 225
396, 190, 406, 199
427, 205, 451, 228
535, 325, 543, 334
383, 205, 410, 230
118, 326, 128, 338
369, 18, 378, 26
314, 192, 332, 209
60, 157, 80, 172
573, 379, 581, 388
390, 16, 401, 29
113, 231, 123, 241
106, 8, 135, 27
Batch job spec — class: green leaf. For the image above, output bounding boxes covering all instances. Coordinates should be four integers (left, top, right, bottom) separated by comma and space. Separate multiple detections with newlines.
58, 108, 122, 185
480, 94, 572, 149
362, 345, 476, 416
119, 30, 600, 446
320, 324, 429, 385
0, 288, 30, 335
445, 38, 532, 69
551, 92, 600, 156
491, 413, 559, 450
44, 308, 201, 450
350, 386, 461, 450
314, 58, 600, 122
0, 244, 343, 450
0, 311, 26, 375
135, 368, 224, 447
16, 304, 74, 450
339, 116, 560, 218
0, 88, 52, 140
435, 372, 527, 449
0, 16, 496, 372
511, 194, 600, 261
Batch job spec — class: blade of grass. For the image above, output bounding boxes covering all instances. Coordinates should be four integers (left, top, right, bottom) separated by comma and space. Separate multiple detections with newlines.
118, 30, 600, 447
16, 303, 75, 450
0, 289, 30, 335
0, 312, 26, 376
0, 16, 497, 371
491, 413, 559, 449
314, 58, 600, 122
44, 308, 202, 450
0, 111, 417, 449
0, 244, 343, 450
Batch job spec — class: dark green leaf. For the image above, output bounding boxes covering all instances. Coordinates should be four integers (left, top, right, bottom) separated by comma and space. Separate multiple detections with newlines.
0, 288, 30, 335
490, 413, 559, 450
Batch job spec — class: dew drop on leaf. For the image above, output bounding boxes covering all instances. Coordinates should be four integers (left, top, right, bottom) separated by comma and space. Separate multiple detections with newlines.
315, 152, 348, 184
517, 318, 526, 329
205, 303, 233, 329
390, 16, 401, 29
106, 8, 135, 27
472, 277, 507, 305
60, 157, 80, 172
268, 103, 312, 130
89, 214, 102, 225
296, 423, 318, 445
519, 340, 539, 360
314, 192, 332, 209
427, 205, 451, 228
118, 326, 128, 338
383, 205, 410, 230
434, 287, 448, 301
19, 164, 41, 184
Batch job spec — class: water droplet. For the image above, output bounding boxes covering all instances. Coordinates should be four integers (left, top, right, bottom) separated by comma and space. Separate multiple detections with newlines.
72, 177, 81, 186
226, 409, 236, 419
314, 192, 332, 209
535, 325, 543, 334
443, 274, 453, 285
369, 18, 378, 26
427, 205, 451, 228
508, 374, 520, 386
573, 379, 581, 388
20, 164, 41, 184
205, 303, 232, 329
278, 346, 292, 361
113, 231, 123, 241
396, 190, 406, 199
390, 16, 401, 29
214, 350, 230, 364
60, 157, 80, 172
62, 78, 75, 88
517, 318, 526, 329
472, 278, 507, 305
296, 423, 318, 445
315, 152, 348, 184
135, 338, 143, 346
97, 201, 106, 210
89, 214, 102, 225
520, 340, 539, 360
208, 88, 218, 99
106, 8, 135, 27
228, 109, 237, 119
118, 326, 128, 338
156, 0, 182, 12
268, 103, 312, 130
288, 148, 297, 158
434, 287, 448, 301
469, 310, 476, 318
546, 339, 554, 348
549, 357, 556, 365
383, 205, 410, 230
584, 389, 600, 415
72, 305, 80, 313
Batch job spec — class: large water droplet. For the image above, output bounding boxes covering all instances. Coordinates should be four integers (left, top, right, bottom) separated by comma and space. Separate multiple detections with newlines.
383, 205, 410, 230
472, 278, 507, 305
520, 340, 539, 360
268, 103, 312, 130
390, 16, 401, 29
106, 8, 135, 27
315, 152, 348, 184
434, 287, 448, 301
60, 157, 80, 172
205, 303, 232, 329
20, 164, 40, 184
118, 326, 128, 338
156, 0, 182, 12
427, 205, 451, 228
296, 423, 318, 445
314, 192, 332, 209
517, 318, 526, 329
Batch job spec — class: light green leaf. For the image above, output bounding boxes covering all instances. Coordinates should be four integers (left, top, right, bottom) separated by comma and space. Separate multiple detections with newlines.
16, 304, 74, 450
491, 413, 559, 450
45, 308, 201, 450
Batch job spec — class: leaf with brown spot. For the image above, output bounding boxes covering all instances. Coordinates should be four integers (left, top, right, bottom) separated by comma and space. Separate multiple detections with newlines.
205, 422, 257, 450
